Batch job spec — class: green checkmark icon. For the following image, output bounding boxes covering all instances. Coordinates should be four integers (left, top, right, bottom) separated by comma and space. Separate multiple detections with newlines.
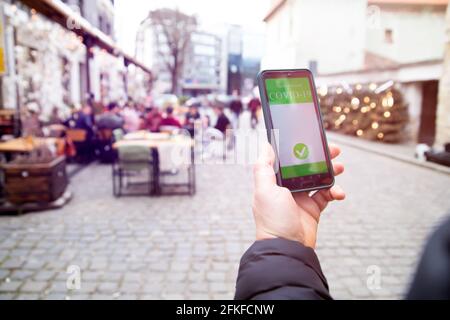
293, 143, 309, 160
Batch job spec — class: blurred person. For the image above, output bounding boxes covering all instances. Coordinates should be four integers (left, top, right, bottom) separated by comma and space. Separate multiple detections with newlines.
248, 95, 261, 129
406, 217, 450, 300
229, 90, 243, 129
22, 102, 43, 137
202, 115, 211, 130
48, 106, 63, 125
235, 143, 450, 300
145, 107, 163, 132
214, 105, 231, 135
160, 106, 182, 128
96, 102, 124, 131
75, 105, 95, 140
122, 103, 141, 133
184, 104, 201, 136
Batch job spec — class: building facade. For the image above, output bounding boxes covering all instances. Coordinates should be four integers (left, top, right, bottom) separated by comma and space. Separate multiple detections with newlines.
136, 20, 224, 96
61, 0, 115, 38
261, 0, 367, 74
435, 4, 450, 148
0, 0, 151, 128
181, 31, 222, 96
261, 0, 448, 146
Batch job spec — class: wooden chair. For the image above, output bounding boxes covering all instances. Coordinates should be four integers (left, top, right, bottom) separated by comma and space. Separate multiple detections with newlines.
97, 129, 113, 141
96, 129, 115, 163
66, 129, 87, 143
66, 129, 88, 163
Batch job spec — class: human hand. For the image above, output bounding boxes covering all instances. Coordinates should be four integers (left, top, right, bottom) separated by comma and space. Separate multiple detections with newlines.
252, 143, 345, 249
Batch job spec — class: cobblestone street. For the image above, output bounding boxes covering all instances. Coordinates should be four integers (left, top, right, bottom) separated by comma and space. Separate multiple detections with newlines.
0, 139, 449, 300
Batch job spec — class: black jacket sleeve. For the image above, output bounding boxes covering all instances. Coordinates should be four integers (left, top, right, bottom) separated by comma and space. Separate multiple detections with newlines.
234, 238, 332, 300
407, 217, 450, 300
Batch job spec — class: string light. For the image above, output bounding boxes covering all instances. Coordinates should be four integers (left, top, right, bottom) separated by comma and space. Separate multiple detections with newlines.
316, 82, 406, 143
382, 96, 394, 108
318, 86, 328, 97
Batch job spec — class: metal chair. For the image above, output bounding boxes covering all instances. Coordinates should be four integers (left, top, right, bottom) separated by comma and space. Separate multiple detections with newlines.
112, 128, 124, 143
112, 145, 154, 197
157, 131, 196, 196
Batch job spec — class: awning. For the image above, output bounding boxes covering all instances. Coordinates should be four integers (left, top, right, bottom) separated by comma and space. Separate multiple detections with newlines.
19, 0, 152, 75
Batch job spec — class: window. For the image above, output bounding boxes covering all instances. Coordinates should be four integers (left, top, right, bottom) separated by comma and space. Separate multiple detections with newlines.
384, 29, 393, 44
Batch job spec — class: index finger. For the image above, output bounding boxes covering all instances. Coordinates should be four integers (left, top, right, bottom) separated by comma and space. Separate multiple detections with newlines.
254, 142, 277, 190
328, 144, 341, 160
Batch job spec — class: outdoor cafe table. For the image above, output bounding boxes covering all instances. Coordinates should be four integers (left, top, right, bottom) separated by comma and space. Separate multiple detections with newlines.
0, 137, 60, 160
113, 132, 195, 195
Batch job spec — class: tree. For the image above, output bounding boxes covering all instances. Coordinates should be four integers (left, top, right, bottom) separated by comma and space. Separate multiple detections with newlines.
148, 8, 197, 95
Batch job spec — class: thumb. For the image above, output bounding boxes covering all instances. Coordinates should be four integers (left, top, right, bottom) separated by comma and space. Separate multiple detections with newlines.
254, 142, 277, 190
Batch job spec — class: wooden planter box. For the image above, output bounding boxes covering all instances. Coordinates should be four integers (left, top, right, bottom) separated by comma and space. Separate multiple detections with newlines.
1, 157, 68, 205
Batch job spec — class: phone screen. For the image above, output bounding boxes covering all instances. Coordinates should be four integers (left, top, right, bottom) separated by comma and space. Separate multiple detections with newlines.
261, 70, 334, 192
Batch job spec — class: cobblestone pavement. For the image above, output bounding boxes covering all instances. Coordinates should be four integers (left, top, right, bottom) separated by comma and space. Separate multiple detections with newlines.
0, 140, 449, 300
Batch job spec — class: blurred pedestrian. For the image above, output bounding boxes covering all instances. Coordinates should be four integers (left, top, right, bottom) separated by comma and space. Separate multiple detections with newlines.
184, 104, 201, 136
96, 102, 124, 130
75, 105, 95, 141
48, 106, 63, 125
22, 102, 43, 137
145, 107, 163, 132
214, 105, 231, 135
248, 96, 261, 129
230, 90, 243, 129
122, 103, 141, 133
160, 106, 182, 128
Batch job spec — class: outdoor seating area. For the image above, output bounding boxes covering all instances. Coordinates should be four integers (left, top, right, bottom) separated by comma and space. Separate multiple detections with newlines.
112, 130, 196, 197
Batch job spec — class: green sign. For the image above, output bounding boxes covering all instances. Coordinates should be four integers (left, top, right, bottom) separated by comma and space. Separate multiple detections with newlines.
281, 161, 328, 179
265, 78, 313, 105
293, 143, 310, 160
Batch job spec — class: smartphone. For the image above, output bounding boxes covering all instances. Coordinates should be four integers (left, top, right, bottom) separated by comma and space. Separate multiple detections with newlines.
257, 69, 334, 193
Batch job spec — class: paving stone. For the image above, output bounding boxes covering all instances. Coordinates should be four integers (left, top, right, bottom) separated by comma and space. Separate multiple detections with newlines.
0, 281, 22, 292
21, 281, 48, 293
0, 140, 448, 301
97, 282, 119, 293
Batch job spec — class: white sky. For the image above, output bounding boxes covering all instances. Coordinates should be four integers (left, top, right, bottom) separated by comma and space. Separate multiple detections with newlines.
114, 0, 271, 57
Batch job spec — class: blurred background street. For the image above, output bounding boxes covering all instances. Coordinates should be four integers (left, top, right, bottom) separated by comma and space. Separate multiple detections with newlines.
0, 0, 449, 300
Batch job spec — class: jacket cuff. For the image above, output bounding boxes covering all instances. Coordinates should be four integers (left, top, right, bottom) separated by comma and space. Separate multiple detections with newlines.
240, 238, 329, 289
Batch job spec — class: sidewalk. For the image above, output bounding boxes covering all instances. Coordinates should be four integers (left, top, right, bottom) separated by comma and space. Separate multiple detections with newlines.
326, 132, 450, 176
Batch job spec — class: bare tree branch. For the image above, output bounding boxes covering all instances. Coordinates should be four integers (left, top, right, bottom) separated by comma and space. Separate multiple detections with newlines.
148, 8, 197, 94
